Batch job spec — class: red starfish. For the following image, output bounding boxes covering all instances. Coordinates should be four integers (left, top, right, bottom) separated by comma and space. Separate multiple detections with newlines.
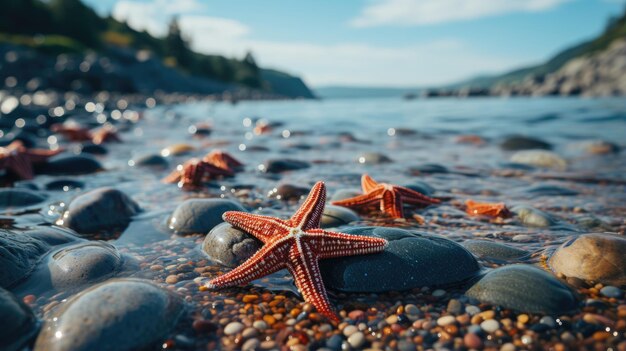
332, 174, 440, 219
0, 141, 62, 180
465, 199, 511, 218
91, 126, 122, 145
206, 181, 388, 323
202, 150, 243, 172
51, 123, 92, 142
163, 158, 234, 189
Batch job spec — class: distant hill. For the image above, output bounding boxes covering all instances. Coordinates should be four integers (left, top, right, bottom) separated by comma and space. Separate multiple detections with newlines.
451, 6, 626, 90
0, 0, 314, 98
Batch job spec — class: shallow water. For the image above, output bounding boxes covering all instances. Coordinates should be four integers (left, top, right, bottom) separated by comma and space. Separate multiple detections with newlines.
5, 96, 626, 349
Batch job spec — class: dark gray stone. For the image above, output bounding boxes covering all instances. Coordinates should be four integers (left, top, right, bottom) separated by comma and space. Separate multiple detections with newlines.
0, 189, 46, 208
202, 222, 261, 267
168, 199, 245, 235
511, 205, 555, 228
268, 184, 309, 201
23, 226, 82, 246
34, 278, 184, 351
0, 287, 38, 351
38, 155, 103, 175
500, 136, 552, 151
79, 143, 108, 155
523, 185, 578, 196
465, 265, 578, 315
48, 241, 123, 289
321, 205, 360, 228
330, 189, 361, 202
262, 159, 310, 173
463, 240, 529, 261
0, 230, 49, 288
319, 227, 481, 292
356, 152, 392, 164
45, 179, 85, 191
61, 188, 141, 235
404, 181, 435, 196
130, 154, 169, 168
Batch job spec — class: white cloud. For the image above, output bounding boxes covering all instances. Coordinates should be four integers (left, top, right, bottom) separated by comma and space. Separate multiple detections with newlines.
112, 0, 535, 86
350, 0, 570, 27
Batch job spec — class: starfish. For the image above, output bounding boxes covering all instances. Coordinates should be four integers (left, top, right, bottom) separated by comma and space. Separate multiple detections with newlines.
206, 181, 388, 323
91, 126, 122, 145
51, 123, 92, 142
332, 174, 440, 219
163, 158, 234, 189
465, 199, 511, 218
0, 141, 62, 180
202, 150, 243, 172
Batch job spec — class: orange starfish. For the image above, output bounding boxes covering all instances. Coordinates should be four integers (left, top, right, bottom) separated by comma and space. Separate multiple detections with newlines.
332, 174, 440, 219
91, 126, 122, 145
0, 141, 62, 180
465, 199, 511, 218
163, 158, 234, 189
51, 123, 92, 142
202, 150, 243, 172
206, 181, 388, 323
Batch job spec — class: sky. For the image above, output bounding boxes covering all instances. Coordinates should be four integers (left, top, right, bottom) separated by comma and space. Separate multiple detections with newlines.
83, 0, 626, 87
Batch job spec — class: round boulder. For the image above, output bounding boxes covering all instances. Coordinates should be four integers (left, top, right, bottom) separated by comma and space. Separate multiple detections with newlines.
511, 205, 555, 228
463, 240, 529, 261
202, 222, 262, 267
261, 159, 310, 173
0, 189, 46, 208
168, 199, 245, 235
500, 136, 551, 151
60, 188, 141, 235
465, 265, 578, 315
319, 227, 481, 292
37, 155, 103, 175
321, 205, 360, 228
0, 230, 49, 288
0, 287, 38, 351
34, 278, 184, 351
549, 234, 626, 286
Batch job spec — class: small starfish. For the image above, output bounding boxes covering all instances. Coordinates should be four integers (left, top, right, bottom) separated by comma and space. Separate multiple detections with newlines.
465, 199, 511, 218
0, 141, 62, 180
206, 181, 388, 323
332, 174, 440, 219
91, 126, 122, 145
51, 123, 92, 142
163, 158, 234, 189
202, 150, 243, 172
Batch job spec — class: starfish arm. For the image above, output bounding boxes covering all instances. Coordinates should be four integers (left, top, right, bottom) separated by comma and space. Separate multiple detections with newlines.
223, 211, 290, 243
303, 229, 388, 259
5, 156, 34, 180
361, 174, 380, 192
162, 170, 182, 184
22, 148, 63, 164
394, 186, 441, 205
289, 181, 326, 230
206, 239, 290, 288
382, 189, 404, 218
198, 161, 234, 177
331, 187, 384, 208
288, 242, 339, 323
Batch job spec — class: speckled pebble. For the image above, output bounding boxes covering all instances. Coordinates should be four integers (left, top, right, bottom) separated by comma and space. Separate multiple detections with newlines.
465, 305, 481, 315
253, 320, 268, 331
437, 315, 456, 326
242, 338, 260, 351
405, 304, 419, 316
343, 325, 358, 337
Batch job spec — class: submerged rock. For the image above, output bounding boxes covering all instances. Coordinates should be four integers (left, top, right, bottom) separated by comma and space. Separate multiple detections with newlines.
463, 240, 529, 261
0, 230, 49, 288
37, 155, 104, 175
79, 143, 108, 155
523, 185, 578, 196
262, 159, 310, 173
549, 234, 626, 286
47, 241, 124, 289
511, 205, 556, 228
0, 287, 38, 351
45, 179, 85, 191
168, 199, 245, 235
0, 189, 46, 208
330, 189, 361, 202
202, 223, 261, 267
500, 136, 551, 151
321, 205, 360, 228
465, 265, 578, 315
319, 227, 480, 292
356, 152, 392, 164
34, 279, 184, 351
129, 154, 169, 168
60, 188, 141, 235
268, 184, 309, 201
510, 150, 566, 169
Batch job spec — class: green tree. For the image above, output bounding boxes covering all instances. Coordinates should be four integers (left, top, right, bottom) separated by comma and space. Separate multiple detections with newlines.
165, 17, 193, 68
236, 51, 262, 88
48, 0, 105, 48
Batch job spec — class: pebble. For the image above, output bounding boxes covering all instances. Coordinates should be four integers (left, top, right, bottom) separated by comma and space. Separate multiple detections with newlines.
480, 319, 500, 333
437, 315, 456, 326
510, 150, 566, 169
242, 338, 260, 351
405, 304, 419, 316
202, 223, 261, 267
432, 289, 446, 298
464, 333, 483, 349
168, 199, 245, 235
347, 332, 366, 348
0, 189, 46, 208
224, 322, 244, 335
465, 305, 481, 316
343, 325, 358, 337
539, 316, 556, 328
252, 320, 268, 331
600, 286, 623, 298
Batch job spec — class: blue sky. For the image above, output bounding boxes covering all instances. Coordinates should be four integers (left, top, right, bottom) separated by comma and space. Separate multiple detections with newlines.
84, 0, 625, 87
